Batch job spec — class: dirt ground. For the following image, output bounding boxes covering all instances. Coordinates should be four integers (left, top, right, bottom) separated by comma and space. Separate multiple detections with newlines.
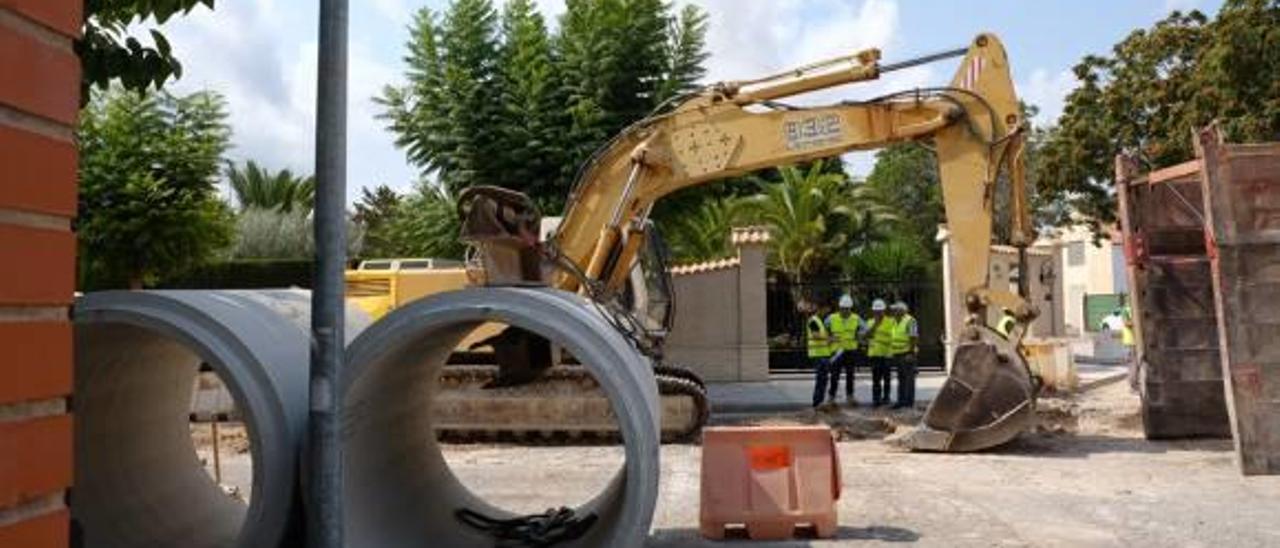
196, 380, 1280, 546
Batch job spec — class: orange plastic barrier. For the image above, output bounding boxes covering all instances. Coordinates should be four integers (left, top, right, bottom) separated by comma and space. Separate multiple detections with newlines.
700, 425, 841, 540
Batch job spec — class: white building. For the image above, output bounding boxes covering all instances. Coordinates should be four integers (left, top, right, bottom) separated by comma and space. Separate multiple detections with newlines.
1041, 223, 1127, 336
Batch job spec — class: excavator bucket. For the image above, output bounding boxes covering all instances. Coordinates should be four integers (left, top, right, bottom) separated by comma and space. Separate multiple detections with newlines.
891, 329, 1039, 452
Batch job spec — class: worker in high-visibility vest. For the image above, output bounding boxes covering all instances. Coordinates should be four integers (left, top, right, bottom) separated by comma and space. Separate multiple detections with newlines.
1121, 303, 1139, 392
826, 294, 863, 406
862, 299, 896, 407
995, 308, 1017, 339
890, 301, 919, 409
805, 301, 835, 408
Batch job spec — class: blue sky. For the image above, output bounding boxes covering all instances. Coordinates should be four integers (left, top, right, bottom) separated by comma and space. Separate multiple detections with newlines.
152, 0, 1224, 201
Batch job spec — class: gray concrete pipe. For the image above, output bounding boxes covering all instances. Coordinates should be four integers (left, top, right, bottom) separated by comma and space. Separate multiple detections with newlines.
72, 290, 368, 548
340, 287, 661, 548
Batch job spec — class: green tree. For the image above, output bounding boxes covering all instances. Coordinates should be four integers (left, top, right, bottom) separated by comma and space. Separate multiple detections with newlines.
382, 183, 467, 259
497, 0, 570, 211
843, 236, 932, 281
864, 143, 942, 254
558, 0, 707, 167
734, 161, 893, 280
232, 207, 363, 260
353, 185, 405, 258
662, 198, 737, 262
1040, 0, 1280, 234
78, 88, 235, 289
226, 160, 315, 213
655, 5, 710, 102
381, 0, 709, 211
79, 0, 213, 99
379, 0, 506, 195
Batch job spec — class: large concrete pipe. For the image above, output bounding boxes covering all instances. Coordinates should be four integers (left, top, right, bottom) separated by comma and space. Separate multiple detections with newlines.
72, 290, 367, 548
341, 288, 661, 548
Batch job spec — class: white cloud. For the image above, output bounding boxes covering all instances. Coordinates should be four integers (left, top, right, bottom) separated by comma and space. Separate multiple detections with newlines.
685, 0, 898, 86
152, 0, 943, 195
1019, 68, 1076, 127
531, 0, 566, 22
673, 0, 949, 178
371, 0, 412, 22
154, 0, 415, 201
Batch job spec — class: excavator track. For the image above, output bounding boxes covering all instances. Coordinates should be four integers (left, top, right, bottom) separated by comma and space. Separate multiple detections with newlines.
434, 364, 708, 444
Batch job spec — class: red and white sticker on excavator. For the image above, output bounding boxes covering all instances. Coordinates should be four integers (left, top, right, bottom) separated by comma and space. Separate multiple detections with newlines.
959, 56, 985, 90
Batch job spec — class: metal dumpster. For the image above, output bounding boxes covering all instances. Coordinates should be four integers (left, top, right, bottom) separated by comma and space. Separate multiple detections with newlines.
1116, 155, 1232, 439
1196, 126, 1280, 475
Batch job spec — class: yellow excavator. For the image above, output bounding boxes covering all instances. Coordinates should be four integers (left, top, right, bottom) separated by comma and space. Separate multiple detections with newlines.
347, 33, 1040, 450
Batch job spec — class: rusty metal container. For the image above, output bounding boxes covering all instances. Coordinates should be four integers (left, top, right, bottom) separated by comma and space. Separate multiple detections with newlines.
1116, 156, 1232, 439
1196, 127, 1280, 475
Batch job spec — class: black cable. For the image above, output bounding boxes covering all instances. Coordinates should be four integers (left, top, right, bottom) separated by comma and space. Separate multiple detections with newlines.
879, 46, 969, 74
456, 507, 598, 548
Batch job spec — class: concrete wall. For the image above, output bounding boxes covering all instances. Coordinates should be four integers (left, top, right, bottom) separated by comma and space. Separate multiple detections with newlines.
939, 231, 1065, 366
665, 229, 769, 382
0, 1, 81, 546
1048, 223, 1126, 335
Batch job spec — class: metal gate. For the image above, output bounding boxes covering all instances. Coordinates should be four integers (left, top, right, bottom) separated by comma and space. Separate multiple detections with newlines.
766, 272, 945, 371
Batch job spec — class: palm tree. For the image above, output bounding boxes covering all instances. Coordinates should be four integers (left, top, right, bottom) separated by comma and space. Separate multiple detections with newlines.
662, 198, 737, 262
843, 236, 931, 281
226, 160, 315, 213
734, 160, 896, 280
384, 182, 466, 259
841, 184, 899, 253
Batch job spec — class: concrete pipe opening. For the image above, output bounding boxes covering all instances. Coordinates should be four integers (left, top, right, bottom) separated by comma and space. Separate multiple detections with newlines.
342, 288, 660, 548
72, 290, 331, 548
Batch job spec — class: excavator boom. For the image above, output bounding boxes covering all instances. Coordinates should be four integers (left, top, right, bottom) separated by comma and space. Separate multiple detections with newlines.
551, 34, 1033, 324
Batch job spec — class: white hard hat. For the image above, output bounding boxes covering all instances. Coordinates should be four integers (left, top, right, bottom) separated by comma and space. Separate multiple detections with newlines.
839, 294, 853, 308
871, 299, 887, 312
892, 301, 908, 311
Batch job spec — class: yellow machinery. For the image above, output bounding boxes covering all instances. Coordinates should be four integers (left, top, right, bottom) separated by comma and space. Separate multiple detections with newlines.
349, 33, 1039, 450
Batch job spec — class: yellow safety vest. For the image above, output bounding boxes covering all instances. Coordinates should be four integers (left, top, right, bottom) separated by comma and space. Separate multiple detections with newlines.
996, 315, 1016, 338
1121, 306, 1135, 346
891, 314, 916, 355
866, 316, 897, 358
805, 315, 833, 358
827, 312, 861, 352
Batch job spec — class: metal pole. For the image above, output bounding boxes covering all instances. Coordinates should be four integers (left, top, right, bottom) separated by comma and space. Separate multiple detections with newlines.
309, 0, 348, 545
211, 420, 222, 485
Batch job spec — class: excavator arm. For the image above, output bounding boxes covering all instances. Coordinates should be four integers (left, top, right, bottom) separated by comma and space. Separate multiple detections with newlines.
463, 33, 1040, 451
550, 33, 1036, 325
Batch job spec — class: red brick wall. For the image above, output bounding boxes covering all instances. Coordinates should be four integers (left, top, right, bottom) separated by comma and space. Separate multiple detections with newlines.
0, 1, 79, 546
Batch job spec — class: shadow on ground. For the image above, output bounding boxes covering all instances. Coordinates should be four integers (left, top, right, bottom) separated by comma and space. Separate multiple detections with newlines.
992, 433, 1234, 459
649, 525, 920, 546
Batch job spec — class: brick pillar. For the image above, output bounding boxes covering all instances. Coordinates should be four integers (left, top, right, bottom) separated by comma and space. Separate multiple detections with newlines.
0, 1, 81, 546
731, 227, 770, 381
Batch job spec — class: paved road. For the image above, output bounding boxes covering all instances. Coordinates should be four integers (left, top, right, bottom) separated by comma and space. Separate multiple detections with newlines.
708, 362, 1128, 417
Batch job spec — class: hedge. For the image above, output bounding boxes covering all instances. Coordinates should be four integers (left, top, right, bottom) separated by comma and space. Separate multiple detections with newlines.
160, 259, 318, 289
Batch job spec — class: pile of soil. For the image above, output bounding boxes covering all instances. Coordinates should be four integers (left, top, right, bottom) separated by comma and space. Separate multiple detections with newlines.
730, 404, 926, 441
1034, 378, 1143, 438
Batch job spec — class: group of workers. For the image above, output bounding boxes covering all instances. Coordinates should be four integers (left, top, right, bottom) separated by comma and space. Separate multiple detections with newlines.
805, 295, 918, 409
